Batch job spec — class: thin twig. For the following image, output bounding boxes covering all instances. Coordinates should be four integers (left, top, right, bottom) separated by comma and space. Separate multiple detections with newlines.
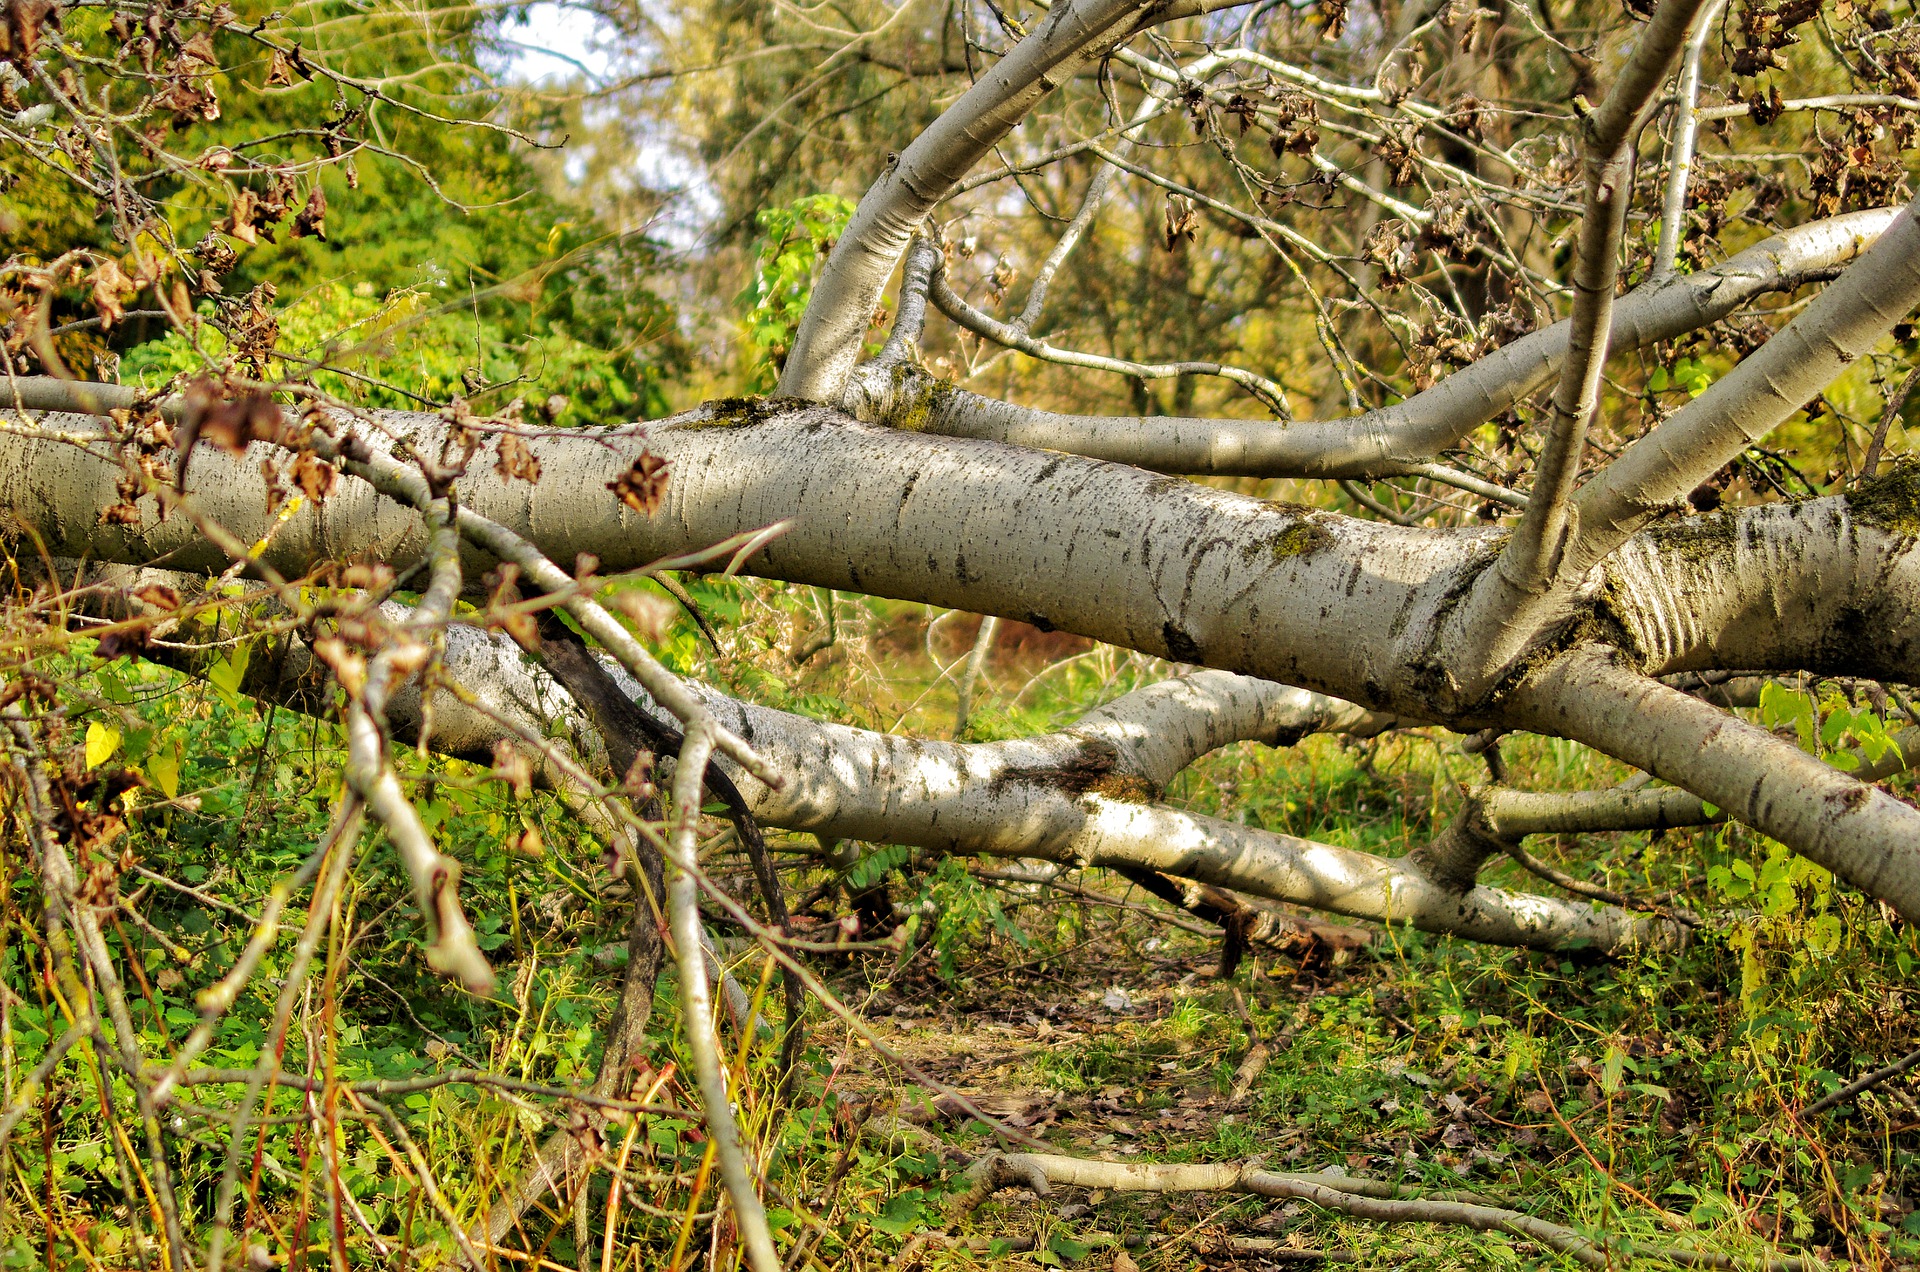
1801, 1043, 1920, 1116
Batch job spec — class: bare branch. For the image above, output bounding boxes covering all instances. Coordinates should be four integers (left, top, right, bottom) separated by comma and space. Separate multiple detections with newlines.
1652, 0, 1729, 282
846, 211, 1896, 477
777, 0, 1169, 401
1452, 0, 1711, 693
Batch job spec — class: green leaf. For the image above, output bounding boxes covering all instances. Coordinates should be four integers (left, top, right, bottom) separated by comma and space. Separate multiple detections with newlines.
872, 1193, 925, 1236
207, 643, 252, 711
1600, 1044, 1627, 1094
1049, 1234, 1091, 1262
85, 721, 122, 770
1807, 912, 1844, 955
96, 666, 132, 703
1820, 708, 1851, 748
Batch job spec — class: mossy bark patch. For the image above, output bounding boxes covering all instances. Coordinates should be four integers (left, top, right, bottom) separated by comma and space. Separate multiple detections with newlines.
1849, 457, 1920, 535
669, 395, 814, 431
885, 369, 958, 432
1269, 520, 1334, 560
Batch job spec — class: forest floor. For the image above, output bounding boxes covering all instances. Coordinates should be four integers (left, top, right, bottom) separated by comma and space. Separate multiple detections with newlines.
780, 878, 1920, 1271
11, 589, 1920, 1270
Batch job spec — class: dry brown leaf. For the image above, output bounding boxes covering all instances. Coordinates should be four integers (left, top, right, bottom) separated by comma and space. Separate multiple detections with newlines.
1163, 193, 1198, 250
264, 48, 296, 87
293, 451, 336, 501
224, 189, 259, 245
612, 588, 677, 643
132, 584, 181, 611
492, 739, 533, 799
608, 451, 670, 516
89, 258, 131, 329
495, 433, 541, 483
175, 30, 216, 66
290, 183, 326, 240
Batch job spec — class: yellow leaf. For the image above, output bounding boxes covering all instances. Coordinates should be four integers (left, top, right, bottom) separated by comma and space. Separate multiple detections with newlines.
85, 721, 122, 770
145, 743, 181, 800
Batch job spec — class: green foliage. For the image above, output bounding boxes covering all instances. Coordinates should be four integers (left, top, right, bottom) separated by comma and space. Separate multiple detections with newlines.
0, 629, 639, 1263
120, 278, 666, 424
2, 0, 682, 424
737, 194, 856, 391
903, 856, 1030, 982
1648, 356, 1715, 398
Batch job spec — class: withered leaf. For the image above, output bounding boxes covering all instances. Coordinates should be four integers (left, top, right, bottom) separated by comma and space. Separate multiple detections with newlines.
293, 450, 336, 501
607, 451, 669, 516
986, 259, 1017, 303
262, 169, 297, 219
199, 393, 286, 454
494, 433, 541, 484
1268, 90, 1320, 157
263, 47, 295, 87
492, 739, 532, 799
194, 231, 237, 275
290, 183, 326, 240
1163, 193, 1198, 251
1, 0, 57, 69
177, 379, 287, 491
89, 258, 132, 329
175, 30, 215, 66
132, 583, 181, 611
1375, 125, 1422, 187
612, 588, 676, 643
223, 189, 259, 245
94, 628, 149, 660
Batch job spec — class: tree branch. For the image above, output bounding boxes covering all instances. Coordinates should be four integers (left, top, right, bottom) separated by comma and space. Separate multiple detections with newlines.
1451, 0, 1711, 693
1566, 190, 1920, 585
843, 211, 1895, 477
776, 0, 1166, 401
1651, 0, 1728, 281
1510, 648, 1920, 920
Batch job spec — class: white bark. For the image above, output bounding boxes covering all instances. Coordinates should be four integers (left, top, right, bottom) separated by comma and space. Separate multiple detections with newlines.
844, 210, 1897, 477
663, 672, 1680, 950
775, 0, 1165, 402
84, 569, 1669, 951
1511, 650, 1920, 917
11, 403, 1920, 724
1571, 192, 1920, 573
1454, 0, 1710, 693
1651, 0, 1728, 281
9, 393, 1920, 924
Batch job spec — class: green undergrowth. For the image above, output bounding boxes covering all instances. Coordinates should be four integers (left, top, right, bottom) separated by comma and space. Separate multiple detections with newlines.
3, 579, 1918, 1269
